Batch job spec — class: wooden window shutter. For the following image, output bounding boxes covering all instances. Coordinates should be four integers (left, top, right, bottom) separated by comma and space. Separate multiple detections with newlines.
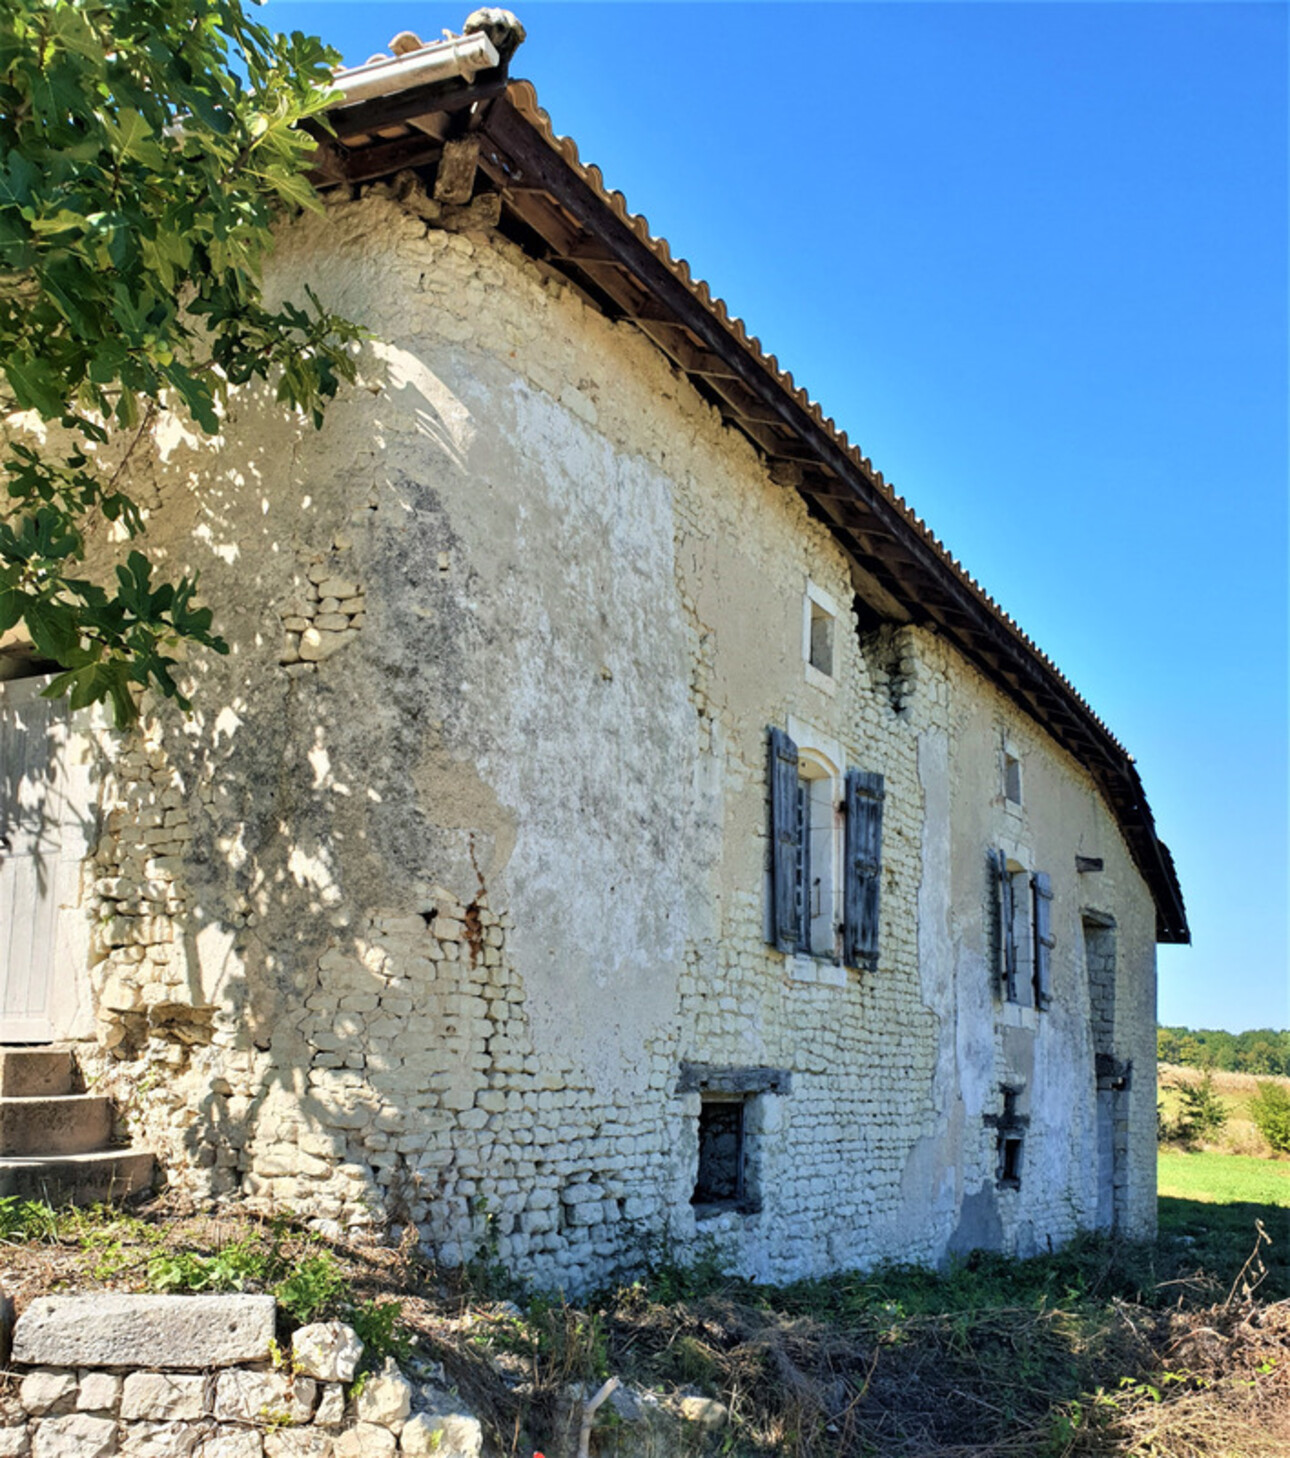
768, 727, 801, 954
1032, 871, 1055, 1009
844, 769, 884, 969
996, 849, 1018, 1000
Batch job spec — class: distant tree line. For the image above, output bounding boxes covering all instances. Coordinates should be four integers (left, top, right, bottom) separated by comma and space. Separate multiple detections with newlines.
1158, 1026, 1290, 1076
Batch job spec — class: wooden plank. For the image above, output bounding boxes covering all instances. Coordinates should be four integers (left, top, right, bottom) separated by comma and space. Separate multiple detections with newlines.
327, 76, 507, 142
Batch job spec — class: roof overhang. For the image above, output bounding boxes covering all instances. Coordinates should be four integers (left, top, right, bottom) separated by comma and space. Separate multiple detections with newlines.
313, 33, 1189, 944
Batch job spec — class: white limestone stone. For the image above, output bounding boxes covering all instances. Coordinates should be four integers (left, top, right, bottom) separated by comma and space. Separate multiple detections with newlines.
213, 1371, 315, 1426
119, 1422, 203, 1457
262, 1433, 332, 1458
352, 1359, 411, 1430
400, 1413, 482, 1458
313, 1387, 345, 1428
195, 1434, 263, 1458
77, 1372, 123, 1413
291, 1323, 363, 1385
31, 1414, 117, 1458
121, 1373, 209, 1422
19, 1370, 77, 1416
332, 1426, 395, 1458
14, 1297, 275, 1370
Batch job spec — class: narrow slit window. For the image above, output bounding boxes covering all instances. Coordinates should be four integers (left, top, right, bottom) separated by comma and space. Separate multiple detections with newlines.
1004, 751, 1022, 805
809, 601, 834, 677
1001, 1136, 1023, 1185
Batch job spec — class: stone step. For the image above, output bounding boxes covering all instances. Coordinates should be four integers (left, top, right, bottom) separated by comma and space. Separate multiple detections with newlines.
0, 1047, 76, 1099
0, 1149, 154, 1205
0, 1095, 113, 1157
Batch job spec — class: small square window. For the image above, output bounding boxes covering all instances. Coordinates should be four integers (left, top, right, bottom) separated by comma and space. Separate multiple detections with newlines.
692, 1098, 745, 1208
1003, 751, 1022, 805
1001, 1136, 1023, 1186
809, 601, 834, 677
802, 583, 839, 691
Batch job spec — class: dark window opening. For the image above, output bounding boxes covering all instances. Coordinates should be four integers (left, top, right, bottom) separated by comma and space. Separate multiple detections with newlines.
693, 1098, 745, 1208
809, 601, 834, 676
1004, 752, 1022, 805
986, 1086, 1029, 1190
793, 776, 812, 953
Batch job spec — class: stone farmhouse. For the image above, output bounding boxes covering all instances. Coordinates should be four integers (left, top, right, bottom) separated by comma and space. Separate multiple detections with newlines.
0, 12, 1187, 1292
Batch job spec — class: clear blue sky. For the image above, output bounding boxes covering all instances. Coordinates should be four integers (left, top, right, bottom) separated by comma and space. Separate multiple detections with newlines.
268, 2, 1289, 1033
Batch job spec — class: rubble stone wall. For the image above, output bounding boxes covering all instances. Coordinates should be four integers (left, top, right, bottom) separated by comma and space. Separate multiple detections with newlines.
37, 185, 1158, 1288
4, 1297, 480, 1458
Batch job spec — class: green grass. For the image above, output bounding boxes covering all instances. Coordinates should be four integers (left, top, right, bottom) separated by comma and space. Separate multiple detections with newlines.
1158, 1148, 1290, 1302
1158, 1149, 1290, 1206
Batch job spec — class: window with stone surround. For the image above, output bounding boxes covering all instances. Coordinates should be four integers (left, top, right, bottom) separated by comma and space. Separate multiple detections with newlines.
803, 581, 838, 692
769, 725, 883, 969
1003, 744, 1023, 806
993, 852, 1053, 1008
680, 1064, 790, 1219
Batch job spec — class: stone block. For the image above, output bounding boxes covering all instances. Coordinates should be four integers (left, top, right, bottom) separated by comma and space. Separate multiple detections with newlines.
77, 1372, 123, 1413
121, 1373, 210, 1421
291, 1323, 363, 1384
353, 1359, 411, 1430
0, 1430, 28, 1458
333, 1426, 396, 1458
401, 1412, 482, 1458
213, 1371, 315, 1426
31, 1414, 117, 1458
678, 1395, 728, 1429
19, 1370, 77, 1416
195, 1432, 263, 1458
314, 1387, 345, 1428
119, 1421, 204, 1457
14, 1296, 275, 1370
262, 1433, 332, 1458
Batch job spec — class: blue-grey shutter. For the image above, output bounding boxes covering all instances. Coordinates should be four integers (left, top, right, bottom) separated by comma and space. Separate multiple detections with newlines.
1032, 871, 1054, 1009
844, 769, 884, 969
997, 849, 1017, 1000
769, 727, 801, 954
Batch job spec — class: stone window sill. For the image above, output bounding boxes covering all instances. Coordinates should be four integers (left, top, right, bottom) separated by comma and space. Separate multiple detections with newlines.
804, 662, 837, 697
998, 1001, 1040, 1031
787, 955, 847, 988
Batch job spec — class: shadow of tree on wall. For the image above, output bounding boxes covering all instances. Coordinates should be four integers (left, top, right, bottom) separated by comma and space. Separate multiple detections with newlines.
59, 345, 534, 1272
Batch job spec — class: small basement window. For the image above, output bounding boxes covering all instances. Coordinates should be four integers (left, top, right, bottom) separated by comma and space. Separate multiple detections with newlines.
692, 1097, 746, 1210
987, 1086, 1029, 1190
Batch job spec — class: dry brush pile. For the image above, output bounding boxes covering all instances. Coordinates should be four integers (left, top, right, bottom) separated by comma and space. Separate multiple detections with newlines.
0, 1198, 1286, 1457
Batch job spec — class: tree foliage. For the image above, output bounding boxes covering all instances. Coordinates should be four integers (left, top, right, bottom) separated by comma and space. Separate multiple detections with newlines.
0, 0, 362, 724
1171, 1072, 1228, 1149
1249, 1081, 1290, 1156
1158, 1025, 1290, 1078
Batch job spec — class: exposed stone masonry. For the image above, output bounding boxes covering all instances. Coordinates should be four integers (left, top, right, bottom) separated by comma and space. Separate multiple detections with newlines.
56, 188, 1160, 1290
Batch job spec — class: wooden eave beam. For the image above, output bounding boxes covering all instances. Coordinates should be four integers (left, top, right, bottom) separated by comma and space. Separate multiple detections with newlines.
327, 75, 508, 143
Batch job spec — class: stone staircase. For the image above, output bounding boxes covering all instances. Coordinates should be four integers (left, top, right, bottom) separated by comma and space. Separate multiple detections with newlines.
0, 1047, 154, 1205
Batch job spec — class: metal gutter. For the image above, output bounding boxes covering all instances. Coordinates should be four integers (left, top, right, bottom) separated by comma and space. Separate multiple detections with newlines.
332, 32, 499, 108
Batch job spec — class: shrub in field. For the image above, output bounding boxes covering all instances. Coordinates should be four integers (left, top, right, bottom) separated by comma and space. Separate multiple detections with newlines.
1249, 1080, 1290, 1154
1174, 1072, 1228, 1146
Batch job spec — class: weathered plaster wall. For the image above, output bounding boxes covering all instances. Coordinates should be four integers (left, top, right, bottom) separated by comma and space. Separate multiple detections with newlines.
36, 185, 1157, 1287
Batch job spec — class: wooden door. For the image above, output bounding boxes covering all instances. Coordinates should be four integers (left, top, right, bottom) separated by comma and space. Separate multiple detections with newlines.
0, 677, 90, 1043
